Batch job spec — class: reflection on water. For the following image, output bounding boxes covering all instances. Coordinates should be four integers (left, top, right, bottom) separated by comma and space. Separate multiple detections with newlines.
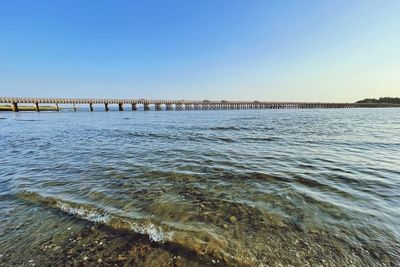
0, 109, 399, 266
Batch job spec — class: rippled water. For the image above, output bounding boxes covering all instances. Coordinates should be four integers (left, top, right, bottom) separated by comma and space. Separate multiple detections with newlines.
0, 108, 399, 266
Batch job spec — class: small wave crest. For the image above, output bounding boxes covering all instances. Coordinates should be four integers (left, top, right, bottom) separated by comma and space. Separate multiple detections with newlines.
209, 126, 243, 131
17, 191, 173, 243
16, 191, 254, 265
240, 136, 279, 142
60, 202, 172, 242
56, 201, 110, 224
15, 119, 42, 122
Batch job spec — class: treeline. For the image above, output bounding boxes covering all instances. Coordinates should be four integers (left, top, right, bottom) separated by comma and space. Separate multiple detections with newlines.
357, 97, 400, 104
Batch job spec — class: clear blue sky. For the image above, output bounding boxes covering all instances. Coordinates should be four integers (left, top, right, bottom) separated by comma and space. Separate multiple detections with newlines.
0, 0, 399, 102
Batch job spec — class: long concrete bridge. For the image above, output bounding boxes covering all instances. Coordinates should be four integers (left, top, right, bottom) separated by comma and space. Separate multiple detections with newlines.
1, 97, 399, 112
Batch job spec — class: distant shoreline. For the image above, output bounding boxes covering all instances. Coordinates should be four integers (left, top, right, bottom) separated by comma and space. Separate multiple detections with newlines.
357, 97, 400, 104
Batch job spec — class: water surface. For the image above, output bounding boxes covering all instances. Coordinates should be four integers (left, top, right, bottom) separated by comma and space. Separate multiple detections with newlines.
0, 108, 399, 266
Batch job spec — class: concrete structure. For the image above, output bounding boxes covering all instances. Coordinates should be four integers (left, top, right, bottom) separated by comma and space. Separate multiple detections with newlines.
1, 97, 399, 112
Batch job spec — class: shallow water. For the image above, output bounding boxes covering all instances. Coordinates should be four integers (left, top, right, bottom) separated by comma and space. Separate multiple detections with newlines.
0, 108, 399, 266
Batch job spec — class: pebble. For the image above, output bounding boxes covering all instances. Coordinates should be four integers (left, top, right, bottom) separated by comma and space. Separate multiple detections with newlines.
117, 255, 128, 261
223, 224, 228, 229
97, 258, 103, 263
83, 256, 89, 261
229, 215, 237, 223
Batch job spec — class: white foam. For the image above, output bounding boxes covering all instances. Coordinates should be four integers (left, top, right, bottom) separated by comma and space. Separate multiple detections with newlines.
56, 201, 173, 243
56, 201, 110, 224
120, 218, 174, 242
135, 222, 174, 242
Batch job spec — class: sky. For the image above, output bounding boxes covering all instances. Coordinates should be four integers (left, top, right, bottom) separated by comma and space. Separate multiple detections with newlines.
0, 0, 399, 102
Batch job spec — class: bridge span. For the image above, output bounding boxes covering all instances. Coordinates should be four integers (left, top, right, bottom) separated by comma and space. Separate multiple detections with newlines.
1, 97, 399, 112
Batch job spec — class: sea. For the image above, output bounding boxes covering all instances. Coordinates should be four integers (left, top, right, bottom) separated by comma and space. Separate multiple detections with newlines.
0, 107, 399, 266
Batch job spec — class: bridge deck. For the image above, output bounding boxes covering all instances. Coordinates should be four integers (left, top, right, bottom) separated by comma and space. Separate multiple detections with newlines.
1, 97, 399, 111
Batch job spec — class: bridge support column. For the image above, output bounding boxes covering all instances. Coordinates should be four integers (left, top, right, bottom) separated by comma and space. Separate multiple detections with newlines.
73, 103, 77, 111
11, 102, 19, 112
144, 103, 150, 111
176, 104, 183, 110
89, 103, 93, 112
131, 103, 137, 111
118, 103, 124, 111
35, 102, 40, 112
155, 103, 162, 111
166, 104, 173, 111
105, 103, 109, 111
56, 103, 59, 111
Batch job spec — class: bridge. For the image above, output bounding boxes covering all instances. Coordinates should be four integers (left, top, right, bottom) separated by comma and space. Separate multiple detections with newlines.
1, 97, 399, 112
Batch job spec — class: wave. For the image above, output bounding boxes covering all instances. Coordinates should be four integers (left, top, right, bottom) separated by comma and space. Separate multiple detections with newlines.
57, 201, 171, 242
186, 133, 237, 143
240, 136, 279, 142
56, 201, 110, 224
17, 191, 172, 243
15, 119, 42, 122
126, 131, 184, 141
15, 191, 251, 265
209, 126, 243, 131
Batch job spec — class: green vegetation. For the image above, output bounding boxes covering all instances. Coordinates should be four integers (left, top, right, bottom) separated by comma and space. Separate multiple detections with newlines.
357, 97, 400, 104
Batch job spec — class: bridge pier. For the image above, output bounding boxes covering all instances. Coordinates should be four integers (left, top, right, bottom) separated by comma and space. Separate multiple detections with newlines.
105, 103, 109, 111
155, 103, 162, 111
166, 104, 173, 111
35, 102, 40, 112
144, 103, 150, 111
89, 103, 93, 112
131, 103, 137, 111
11, 102, 19, 112
73, 103, 77, 111
176, 104, 183, 110
56, 103, 60, 111
118, 103, 124, 111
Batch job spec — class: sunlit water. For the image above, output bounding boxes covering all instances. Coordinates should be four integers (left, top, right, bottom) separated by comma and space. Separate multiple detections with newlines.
0, 108, 399, 266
